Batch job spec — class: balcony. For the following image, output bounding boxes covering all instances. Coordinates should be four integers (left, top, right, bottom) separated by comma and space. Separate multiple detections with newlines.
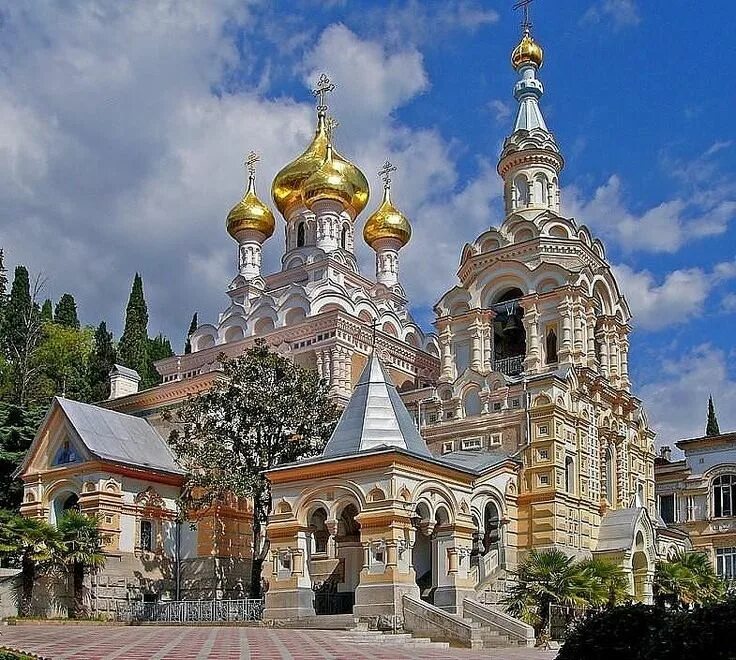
493, 355, 524, 377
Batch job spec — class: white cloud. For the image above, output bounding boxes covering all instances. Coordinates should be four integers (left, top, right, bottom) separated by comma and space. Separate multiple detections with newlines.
0, 4, 501, 347
613, 264, 711, 331
582, 0, 641, 30
639, 345, 736, 445
563, 174, 736, 253
488, 100, 512, 124
721, 293, 736, 313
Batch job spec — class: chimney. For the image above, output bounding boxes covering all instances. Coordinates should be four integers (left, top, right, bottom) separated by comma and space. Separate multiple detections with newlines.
659, 446, 672, 463
109, 364, 141, 399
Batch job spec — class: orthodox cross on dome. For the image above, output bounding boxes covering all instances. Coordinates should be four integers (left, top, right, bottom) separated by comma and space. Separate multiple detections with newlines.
312, 73, 335, 115
378, 159, 397, 190
368, 319, 380, 353
244, 150, 259, 183
513, 0, 535, 32
325, 115, 339, 141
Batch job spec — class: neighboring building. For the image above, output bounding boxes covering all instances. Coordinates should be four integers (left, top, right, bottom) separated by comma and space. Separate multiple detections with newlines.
655, 430, 736, 580
16, 18, 684, 620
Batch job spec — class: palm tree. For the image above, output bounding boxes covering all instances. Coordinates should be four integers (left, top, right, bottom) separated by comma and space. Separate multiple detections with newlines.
0, 511, 61, 617
577, 557, 630, 608
654, 551, 725, 609
57, 511, 106, 618
503, 549, 593, 635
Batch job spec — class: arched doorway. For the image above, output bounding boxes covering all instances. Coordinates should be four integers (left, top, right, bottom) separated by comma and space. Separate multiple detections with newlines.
52, 492, 79, 525
482, 501, 500, 554
632, 551, 648, 602
412, 502, 434, 603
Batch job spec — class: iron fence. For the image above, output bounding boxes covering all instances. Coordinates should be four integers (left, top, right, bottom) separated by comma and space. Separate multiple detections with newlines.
116, 599, 264, 623
549, 604, 589, 640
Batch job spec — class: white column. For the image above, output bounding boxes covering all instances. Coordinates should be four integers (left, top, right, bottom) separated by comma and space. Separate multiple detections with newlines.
235, 229, 266, 280
470, 320, 482, 371
558, 301, 573, 363
373, 237, 403, 288
523, 305, 540, 373
439, 324, 454, 381
483, 325, 493, 372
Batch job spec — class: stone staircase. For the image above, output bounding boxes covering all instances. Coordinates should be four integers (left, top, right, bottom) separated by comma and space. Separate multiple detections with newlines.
475, 567, 519, 606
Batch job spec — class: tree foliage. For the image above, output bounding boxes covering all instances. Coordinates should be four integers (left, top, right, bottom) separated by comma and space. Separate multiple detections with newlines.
503, 549, 629, 635
0, 510, 61, 617
40, 299, 53, 323
184, 312, 198, 354
87, 322, 116, 402
147, 333, 173, 386
168, 340, 339, 597
118, 273, 150, 386
0, 402, 47, 511
654, 550, 725, 609
57, 511, 106, 618
707, 395, 721, 437
53, 293, 80, 329
36, 323, 94, 401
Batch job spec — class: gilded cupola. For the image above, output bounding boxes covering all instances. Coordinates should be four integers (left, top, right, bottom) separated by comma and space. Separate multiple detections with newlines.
270, 74, 369, 219
227, 153, 275, 240
511, 29, 544, 70
363, 161, 411, 249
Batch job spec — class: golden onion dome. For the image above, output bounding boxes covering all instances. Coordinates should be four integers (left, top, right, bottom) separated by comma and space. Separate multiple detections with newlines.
511, 30, 544, 70
226, 173, 275, 240
363, 185, 411, 249
271, 113, 370, 218
303, 143, 355, 211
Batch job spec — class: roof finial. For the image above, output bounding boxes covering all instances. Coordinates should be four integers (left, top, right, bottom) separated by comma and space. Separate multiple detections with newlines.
513, 0, 535, 34
378, 159, 397, 191
245, 150, 259, 188
312, 73, 335, 117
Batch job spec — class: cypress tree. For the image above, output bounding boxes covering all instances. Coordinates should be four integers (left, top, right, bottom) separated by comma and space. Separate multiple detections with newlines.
54, 293, 80, 329
3, 266, 32, 353
0, 249, 7, 324
706, 395, 721, 437
184, 312, 198, 354
88, 322, 116, 401
40, 299, 53, 323
118, 273, 149, 384
147, 333, 173, 387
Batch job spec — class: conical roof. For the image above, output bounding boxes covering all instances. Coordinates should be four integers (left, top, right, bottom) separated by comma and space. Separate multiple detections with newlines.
321, 353, 431, 458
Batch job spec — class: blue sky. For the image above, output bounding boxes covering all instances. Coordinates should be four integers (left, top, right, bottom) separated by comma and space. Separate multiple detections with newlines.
0, 1, 734, 444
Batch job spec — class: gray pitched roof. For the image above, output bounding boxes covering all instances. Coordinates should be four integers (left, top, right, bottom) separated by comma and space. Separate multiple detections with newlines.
595, 507, 647, 553
56, 397, 183, 475
109, 364, 141, 381
438, 447, 517, 473
321, 354, 432, 459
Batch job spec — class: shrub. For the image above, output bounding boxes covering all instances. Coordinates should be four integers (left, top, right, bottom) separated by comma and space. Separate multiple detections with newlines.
558, 598, 736, 660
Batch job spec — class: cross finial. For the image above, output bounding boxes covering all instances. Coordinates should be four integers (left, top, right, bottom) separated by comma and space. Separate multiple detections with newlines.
369, 319, 380, 353
325, 116, 339, 141
245, 150, 259, 182
513, 0, 535, 33
312, 73, 335, 116
378, 160, 397, 190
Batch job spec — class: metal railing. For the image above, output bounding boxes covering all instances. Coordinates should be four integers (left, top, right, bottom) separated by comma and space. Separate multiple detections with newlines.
494, 355, 525, 376
116, 599, 264, 623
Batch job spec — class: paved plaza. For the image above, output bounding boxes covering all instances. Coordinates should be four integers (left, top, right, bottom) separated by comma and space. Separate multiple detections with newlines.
0, 624, 558, 660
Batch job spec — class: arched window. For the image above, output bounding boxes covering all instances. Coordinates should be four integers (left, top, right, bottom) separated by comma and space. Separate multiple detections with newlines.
514, 175, 530, 208
309, 507, 329, 554
546, 328, 558, 364
53, 440, 79, 466
463, 389, 482, 417
296, 222, 306, 248
605, 447, 615, 505
713, 475, 736, 518
340, 225, 348, 249
482, 502, 500, 554
565, 456, 574, 493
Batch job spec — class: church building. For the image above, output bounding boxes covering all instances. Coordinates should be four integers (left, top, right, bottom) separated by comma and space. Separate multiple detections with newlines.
15, 19, 687, 620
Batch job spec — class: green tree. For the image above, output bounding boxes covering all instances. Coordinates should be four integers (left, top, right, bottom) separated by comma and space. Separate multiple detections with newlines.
36, 323, 94, 401
0, 403, 47, 511
57, 511, 106, 619
168, 341, 338, 598
2, 267, 44, 405
0, 248, 7, 325
184, 312, 198, 354
87, 322, 116, 401
118, 273, 149, 387
53, 293, 80, 329
654, 551, 725, 609
147, 333, 173, 387
0, 511, 61, 617
577, 557, 630, 608
706, 395, 721, 437
40, 299, 53, 323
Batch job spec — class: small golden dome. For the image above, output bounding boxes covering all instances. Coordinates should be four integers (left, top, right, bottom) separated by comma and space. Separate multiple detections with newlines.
227, 175, 275, 240
363, 186, 411, 249
271, 114, 370, 218
511, 31, 544, 70
303, 144, 355, 211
